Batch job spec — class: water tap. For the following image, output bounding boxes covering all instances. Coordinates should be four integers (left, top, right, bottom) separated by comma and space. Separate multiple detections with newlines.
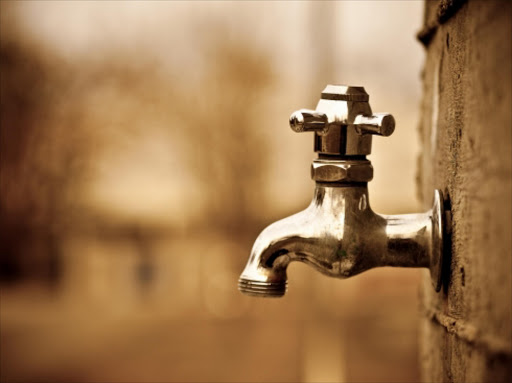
238, 85, 448, 297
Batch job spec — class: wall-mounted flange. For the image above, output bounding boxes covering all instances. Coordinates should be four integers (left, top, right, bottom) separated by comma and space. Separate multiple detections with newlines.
430, 189, 446, 292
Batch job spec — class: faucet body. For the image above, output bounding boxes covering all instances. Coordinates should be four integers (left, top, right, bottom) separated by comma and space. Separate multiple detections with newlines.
239, 184, 443, 297
238, 85, 446, 297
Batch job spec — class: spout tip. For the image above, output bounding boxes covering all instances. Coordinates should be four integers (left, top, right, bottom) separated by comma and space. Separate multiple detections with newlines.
238, 278, 287, 298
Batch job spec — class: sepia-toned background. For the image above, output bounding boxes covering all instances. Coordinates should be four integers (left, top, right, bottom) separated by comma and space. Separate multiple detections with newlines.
1, 1, 426, 382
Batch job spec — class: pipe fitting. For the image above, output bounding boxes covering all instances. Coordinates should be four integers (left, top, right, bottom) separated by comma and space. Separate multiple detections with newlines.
311, 159, 373, 183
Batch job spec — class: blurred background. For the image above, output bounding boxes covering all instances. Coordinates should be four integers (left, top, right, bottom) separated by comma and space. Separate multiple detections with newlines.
1, 1, 426, 382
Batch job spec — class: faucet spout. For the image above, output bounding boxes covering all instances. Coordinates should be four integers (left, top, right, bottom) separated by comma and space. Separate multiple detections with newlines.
239, 185, 445, 297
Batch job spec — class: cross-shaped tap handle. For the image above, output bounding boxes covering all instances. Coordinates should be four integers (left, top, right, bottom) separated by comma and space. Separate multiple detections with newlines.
288, 85, 395, 156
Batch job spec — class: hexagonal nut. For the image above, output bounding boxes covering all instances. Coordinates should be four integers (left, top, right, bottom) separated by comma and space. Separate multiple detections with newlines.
311, 160, 373, 183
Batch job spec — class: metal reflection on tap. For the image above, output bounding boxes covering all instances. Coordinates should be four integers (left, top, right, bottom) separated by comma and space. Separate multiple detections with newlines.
238, 85, 448, 298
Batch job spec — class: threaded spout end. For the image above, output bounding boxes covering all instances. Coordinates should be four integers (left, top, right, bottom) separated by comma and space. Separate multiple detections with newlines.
238, 278, 287, 298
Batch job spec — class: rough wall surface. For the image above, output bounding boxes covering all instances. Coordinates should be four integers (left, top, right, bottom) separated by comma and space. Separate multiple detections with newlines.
417, 1, 512, 382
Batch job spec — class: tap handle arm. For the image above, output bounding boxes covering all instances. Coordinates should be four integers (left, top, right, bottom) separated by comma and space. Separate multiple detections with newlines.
289, 109, 330, 134
353, 113, 395, 137
290, 110, 395, 138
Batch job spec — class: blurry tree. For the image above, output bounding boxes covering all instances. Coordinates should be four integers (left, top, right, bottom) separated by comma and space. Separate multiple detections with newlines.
0, 18, 87, 283
1, 8, 275, 282
181, 25, 275, 234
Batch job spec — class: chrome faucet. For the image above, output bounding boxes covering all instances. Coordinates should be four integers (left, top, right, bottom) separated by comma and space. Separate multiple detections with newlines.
238, 85, 448, 297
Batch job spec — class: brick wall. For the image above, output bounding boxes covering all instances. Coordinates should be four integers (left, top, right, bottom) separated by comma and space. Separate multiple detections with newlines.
417, 1, 512, 381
